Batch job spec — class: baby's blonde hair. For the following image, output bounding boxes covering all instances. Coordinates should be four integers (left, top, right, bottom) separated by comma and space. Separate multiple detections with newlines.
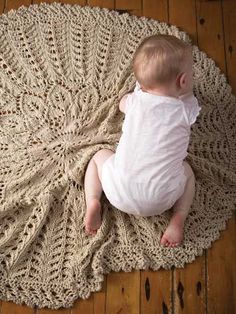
132, 34, 192, 90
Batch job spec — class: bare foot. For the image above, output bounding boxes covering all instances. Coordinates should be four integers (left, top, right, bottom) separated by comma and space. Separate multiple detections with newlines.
84, 199, 102, 235
160, 210, 187, 247
160, 223, 184, 247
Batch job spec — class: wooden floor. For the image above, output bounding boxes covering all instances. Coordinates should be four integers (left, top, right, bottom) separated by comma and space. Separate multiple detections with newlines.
0, 0, 235, 313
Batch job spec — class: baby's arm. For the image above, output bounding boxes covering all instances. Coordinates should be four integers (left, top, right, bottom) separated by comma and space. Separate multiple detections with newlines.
119, 93, 131, 113
179, 92, 201, 125
119, 82, 139, 113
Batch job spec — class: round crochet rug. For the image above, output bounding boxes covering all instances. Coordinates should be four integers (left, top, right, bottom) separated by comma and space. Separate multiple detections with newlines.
0, 2, 235, 309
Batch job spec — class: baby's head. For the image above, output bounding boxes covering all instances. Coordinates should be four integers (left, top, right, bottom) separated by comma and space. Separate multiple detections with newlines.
132, 34, 193, 95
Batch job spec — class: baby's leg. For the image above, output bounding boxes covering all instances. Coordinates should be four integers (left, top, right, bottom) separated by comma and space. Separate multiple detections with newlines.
84, 148, 114, 235
160, 161, 195, 247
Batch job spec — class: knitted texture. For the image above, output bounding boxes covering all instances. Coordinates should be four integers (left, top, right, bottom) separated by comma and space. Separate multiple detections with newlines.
0, 2, 235, 309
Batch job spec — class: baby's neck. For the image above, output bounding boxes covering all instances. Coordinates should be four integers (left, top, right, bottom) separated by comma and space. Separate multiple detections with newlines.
141, 85, 179, 98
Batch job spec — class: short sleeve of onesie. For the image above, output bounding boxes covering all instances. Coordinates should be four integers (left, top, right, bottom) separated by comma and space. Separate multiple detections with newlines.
124, 82, 141, 113
179, 93, 201, 125
124, 93, 134, 114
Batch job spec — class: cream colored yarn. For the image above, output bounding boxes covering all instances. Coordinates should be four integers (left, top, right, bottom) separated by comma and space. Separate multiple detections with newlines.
0, 2, 235, 309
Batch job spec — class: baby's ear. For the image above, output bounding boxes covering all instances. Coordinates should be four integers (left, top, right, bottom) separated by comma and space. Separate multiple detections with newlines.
177, 72, 187, 89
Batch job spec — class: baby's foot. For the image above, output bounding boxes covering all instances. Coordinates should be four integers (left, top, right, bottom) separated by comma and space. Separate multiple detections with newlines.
160, 210, 187, 247
84, 199, 102, 235
160, 223, 184, 247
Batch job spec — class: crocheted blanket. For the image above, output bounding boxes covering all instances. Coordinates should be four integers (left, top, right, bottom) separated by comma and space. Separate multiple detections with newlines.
0, 2, 235, 309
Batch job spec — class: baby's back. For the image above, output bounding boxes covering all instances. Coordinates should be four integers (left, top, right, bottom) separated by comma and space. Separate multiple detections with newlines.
114, 91, 190, 188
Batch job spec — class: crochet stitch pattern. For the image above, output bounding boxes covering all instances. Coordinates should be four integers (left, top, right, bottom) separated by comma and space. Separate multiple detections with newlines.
0, 2, 235, 309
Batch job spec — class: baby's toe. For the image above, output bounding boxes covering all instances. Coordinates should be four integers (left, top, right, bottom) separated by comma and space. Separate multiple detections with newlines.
85, 225, 95, 235
161, 239, 168, 246
165, 237, 176, 247
85, 227, 91, 235
171, 242, 178, 248
160, 235, 169, 246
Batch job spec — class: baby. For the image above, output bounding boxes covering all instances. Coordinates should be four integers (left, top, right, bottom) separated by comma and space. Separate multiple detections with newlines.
83, 34, 201, 247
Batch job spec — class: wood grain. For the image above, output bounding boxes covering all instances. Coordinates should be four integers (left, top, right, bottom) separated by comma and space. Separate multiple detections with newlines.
142, 0, 168, 21
173, 258, 206, 314
87, 0, 114, 9
116, 0, 142, 16
196, 0, 226, 72
1, 301, 35, 314
140, 269, 172, 314
207, 217, 236, 314
222, 0, 236, 92
196, 1, 236, 313
106, 270, 140, 314
39, 307, 71, 314
169, 0, 197, 44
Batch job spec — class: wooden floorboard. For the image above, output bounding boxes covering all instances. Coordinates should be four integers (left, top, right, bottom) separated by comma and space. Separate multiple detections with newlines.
0, 0, 235, 313
169, 3, 206, 313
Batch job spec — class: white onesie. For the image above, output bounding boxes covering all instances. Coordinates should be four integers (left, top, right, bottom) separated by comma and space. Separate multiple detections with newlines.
101, 82, 201, 216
